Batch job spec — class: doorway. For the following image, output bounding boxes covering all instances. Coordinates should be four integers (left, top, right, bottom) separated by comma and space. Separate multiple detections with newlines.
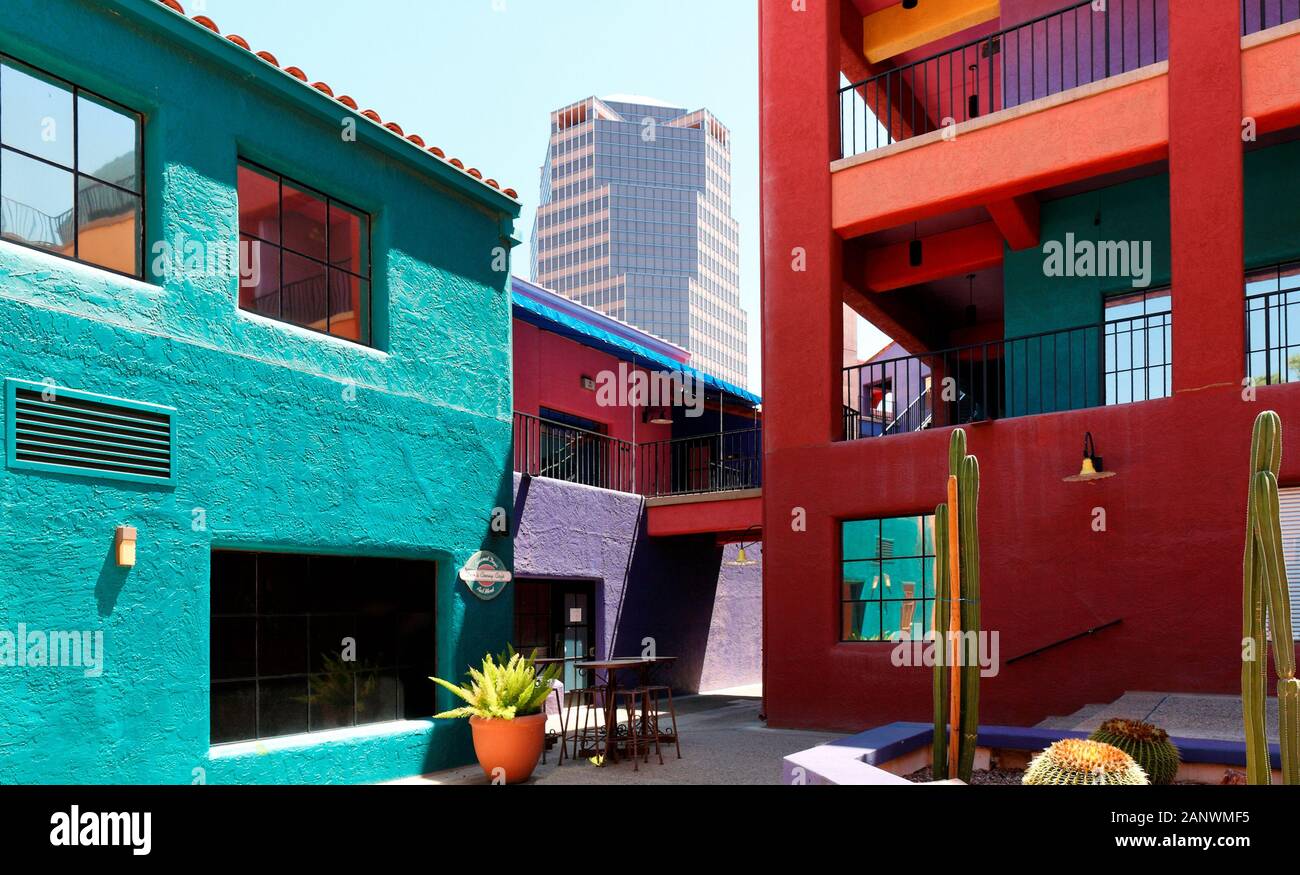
513, 579, 597, 692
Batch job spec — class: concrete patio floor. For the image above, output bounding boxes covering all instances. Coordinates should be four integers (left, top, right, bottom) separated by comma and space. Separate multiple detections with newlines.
392, 686, 842, 786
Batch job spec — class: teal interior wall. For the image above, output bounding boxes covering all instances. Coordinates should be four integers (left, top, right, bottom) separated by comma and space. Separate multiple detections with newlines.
0, 0, 518, 784
1002, 139, 1300, 415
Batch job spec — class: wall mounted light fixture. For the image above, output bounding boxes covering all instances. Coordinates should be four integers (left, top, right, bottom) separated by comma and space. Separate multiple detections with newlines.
1064, 433, 1116, 482
115, 525, 138, 568
902, 0, 919, 9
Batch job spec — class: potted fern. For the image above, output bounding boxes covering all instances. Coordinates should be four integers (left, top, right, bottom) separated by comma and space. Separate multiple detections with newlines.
430, 648, 561, 784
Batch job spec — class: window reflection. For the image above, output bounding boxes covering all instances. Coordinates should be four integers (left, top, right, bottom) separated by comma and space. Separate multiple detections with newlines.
237, 160, 372, 345
0, 56, 142, 276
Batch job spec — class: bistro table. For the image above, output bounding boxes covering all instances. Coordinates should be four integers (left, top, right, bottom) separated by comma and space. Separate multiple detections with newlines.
573, 657, 676, 764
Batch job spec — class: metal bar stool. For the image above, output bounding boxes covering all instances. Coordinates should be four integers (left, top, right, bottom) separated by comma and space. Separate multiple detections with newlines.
641, 685, 682, 760
568, 670, 608, 761
611, 688, 646, 771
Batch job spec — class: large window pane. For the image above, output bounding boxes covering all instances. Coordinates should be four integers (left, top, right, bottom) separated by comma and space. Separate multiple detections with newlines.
1, 147, 73, 253
238, 234, 280, 317
282, 182, 327, 261
282, 252, 327, 331
237, 163, 279, 244
842, 514, 935, 643
0, 57, 143, 276
1, 60, 73, 166
76, 177, 139, 274
329, 201, 368, 275
327, 269, 366, 342
76, 93, 139, 192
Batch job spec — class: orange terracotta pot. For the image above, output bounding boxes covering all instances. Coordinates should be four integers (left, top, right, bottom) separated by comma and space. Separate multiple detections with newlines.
469, 713, 546, 784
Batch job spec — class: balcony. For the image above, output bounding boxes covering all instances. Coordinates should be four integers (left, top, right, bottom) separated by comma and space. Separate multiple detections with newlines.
513, 411, 635, 493
842, 308, 1172, 440
840, 0, 1171, 159
841, 0, 1300, 160
638, 428, 762, 499
513, 412, 762, 499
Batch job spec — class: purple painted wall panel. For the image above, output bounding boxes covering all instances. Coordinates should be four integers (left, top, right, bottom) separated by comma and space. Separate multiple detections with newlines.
512, 474, 762, 693
999, 0, 1168, 111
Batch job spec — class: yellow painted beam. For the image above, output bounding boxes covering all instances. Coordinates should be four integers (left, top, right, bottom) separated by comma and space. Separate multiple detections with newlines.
863, 0, 1000, 64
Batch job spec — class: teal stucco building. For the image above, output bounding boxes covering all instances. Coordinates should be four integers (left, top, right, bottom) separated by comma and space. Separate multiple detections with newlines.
0, 0, 521, 783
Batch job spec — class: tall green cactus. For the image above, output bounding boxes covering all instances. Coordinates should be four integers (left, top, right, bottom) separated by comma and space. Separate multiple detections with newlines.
931, 429, 981, 782
1242, 410, 1299, 785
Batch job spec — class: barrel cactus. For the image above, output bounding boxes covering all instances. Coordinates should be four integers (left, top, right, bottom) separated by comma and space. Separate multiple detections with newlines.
1088, 719, 1180, 785
1023, 739, 1149, 786
1241, 411, 1299, 785
931, 428, 981, 783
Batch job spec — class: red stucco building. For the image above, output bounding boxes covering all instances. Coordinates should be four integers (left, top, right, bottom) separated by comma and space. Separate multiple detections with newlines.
760, 0, 1300, 731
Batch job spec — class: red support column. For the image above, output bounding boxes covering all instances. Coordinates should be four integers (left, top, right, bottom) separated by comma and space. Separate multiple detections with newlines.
760, 0, 844, 726
761, 0, 843, 449
1168, 2, 1244, 393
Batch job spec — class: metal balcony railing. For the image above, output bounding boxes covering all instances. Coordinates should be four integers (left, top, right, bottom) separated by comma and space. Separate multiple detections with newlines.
1242, 0, 1300, 37
513, 411, 635, 493
839, 0, 1169, 158
638, 428, 762, 498
843, 314, 1172, 441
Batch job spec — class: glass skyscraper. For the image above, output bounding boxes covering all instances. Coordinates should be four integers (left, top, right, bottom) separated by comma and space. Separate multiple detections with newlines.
531, 96, 748, 387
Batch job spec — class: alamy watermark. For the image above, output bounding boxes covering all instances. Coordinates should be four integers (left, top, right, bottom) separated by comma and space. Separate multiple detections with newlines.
0, 625, 104, 678
151, 232, 261, 287
890, 628, 1001, 678
1042, 233, 1153, 288
594, 362, 704, 418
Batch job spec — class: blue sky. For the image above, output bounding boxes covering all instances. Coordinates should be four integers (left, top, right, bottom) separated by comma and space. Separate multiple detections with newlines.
188, 0, 885, 388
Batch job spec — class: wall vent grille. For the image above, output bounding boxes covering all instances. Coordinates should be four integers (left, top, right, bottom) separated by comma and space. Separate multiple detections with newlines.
6, 379, 175, 485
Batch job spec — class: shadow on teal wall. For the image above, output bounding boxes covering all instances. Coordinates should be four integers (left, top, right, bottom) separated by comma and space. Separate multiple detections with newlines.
0, 0, 518, 784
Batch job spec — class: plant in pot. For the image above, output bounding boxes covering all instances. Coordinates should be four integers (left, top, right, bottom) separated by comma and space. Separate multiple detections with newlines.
431, 648, 561, 784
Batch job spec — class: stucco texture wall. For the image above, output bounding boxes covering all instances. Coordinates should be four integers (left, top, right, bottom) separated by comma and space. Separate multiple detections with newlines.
512, 474, 761, 693
0, 0, 517, 784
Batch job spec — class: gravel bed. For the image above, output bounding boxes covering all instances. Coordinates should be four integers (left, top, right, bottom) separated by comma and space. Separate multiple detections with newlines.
904, 766, 1026, 785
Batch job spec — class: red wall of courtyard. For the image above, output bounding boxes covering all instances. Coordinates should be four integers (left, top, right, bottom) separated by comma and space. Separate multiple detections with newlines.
760, 0, 1299, 731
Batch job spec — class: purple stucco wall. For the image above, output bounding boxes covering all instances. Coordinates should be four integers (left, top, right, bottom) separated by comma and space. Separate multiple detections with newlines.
512, 473, 762, 693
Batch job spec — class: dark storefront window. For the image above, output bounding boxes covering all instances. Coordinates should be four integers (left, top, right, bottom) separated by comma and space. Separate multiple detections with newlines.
210, 551, 436, 745
841, 515, 935, 643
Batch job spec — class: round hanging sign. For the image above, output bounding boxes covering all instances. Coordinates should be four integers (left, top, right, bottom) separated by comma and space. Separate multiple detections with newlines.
459, 551, 512, 601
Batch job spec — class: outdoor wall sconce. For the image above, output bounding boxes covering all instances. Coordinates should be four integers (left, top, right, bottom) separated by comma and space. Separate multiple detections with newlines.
643, 406, 673, 425
902, 0, 918, 9
115, 525, 138, 568
581, 375, 596, 391
1063, 433, 1116, 482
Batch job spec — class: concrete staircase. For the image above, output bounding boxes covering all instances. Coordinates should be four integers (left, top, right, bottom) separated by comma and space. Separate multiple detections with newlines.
1036, 691, 1279, 743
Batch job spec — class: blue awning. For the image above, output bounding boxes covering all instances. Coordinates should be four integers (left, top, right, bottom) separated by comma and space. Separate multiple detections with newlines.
512, 290, 761, 406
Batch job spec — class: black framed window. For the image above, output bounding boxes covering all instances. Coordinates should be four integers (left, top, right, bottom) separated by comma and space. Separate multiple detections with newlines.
210, 552, 436, 745
237, 160, 372, 345
0, 55, 143, 277
1104, 287, 1172, 405
841, 515, 935, 643
1246, 261, 1300, 386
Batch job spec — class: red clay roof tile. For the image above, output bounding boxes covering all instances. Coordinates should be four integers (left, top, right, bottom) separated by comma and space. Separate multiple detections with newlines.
151, 0, 516, 202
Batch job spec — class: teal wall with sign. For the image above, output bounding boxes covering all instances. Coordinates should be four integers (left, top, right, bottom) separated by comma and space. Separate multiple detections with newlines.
0, 0, 518, 784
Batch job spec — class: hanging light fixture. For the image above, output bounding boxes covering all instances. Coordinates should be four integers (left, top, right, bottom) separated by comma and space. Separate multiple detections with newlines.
1064, 432, 1117, 482
724, 526, 762, 567
643, 405, 673, 425
968, 63, 980, 118
909, 222, 922, 267
964, 273, 978, 326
